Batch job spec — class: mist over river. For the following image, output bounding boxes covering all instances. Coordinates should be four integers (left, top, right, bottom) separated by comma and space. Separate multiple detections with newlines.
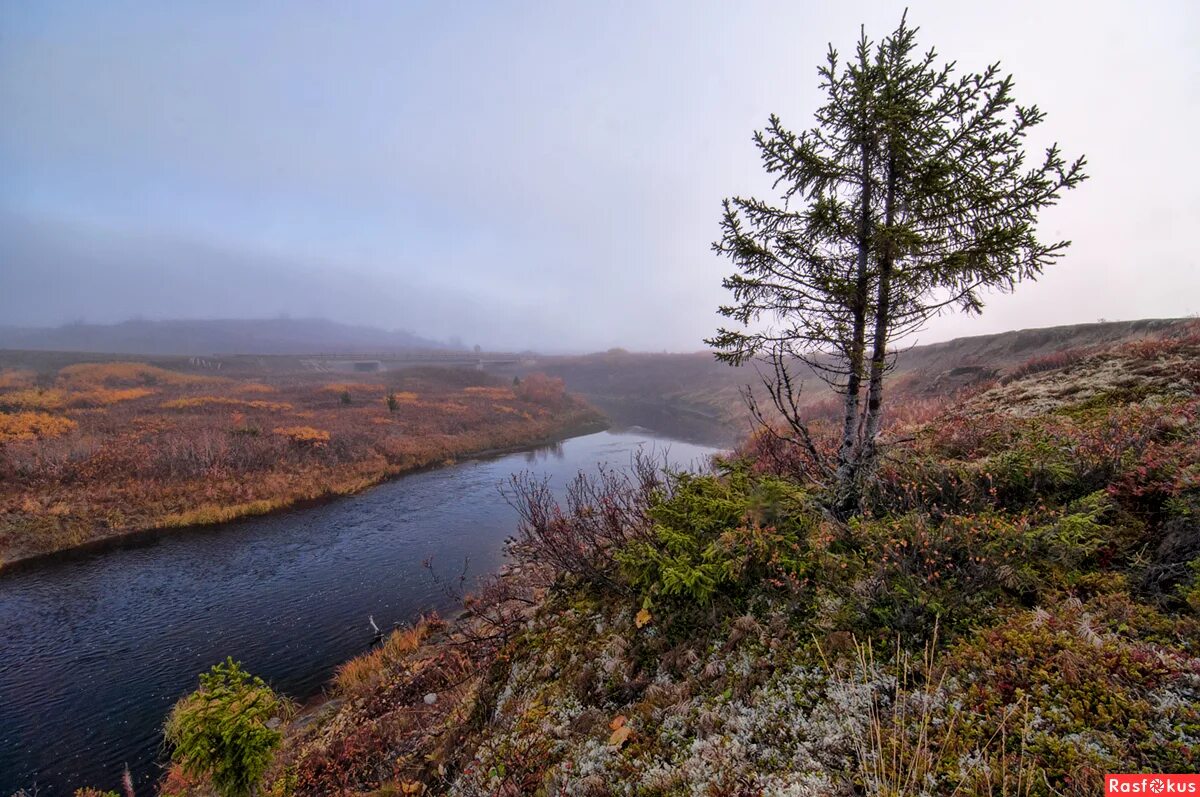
0, 430, 719, 795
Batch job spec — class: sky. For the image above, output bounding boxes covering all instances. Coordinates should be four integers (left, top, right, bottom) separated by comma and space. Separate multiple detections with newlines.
1, 0, 1197, 352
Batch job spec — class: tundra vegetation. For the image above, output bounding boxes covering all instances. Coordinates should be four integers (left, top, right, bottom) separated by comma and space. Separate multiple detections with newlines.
0, 359, 599, 565
154, 322, 1200, 797
56, 17, 1195, 797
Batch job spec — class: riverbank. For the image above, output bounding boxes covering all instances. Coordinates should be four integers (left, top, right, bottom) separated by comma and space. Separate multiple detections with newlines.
0, 358, 605, 568
159, 330, 1200, 796
1, 412, 607, 574
0, 430, 720, 795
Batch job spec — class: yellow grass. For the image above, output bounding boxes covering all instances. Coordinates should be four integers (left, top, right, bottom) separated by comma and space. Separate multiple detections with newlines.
433, 401, 470, 414
57, 361, 220, 387
159, 498, 288, 527
463, 386, 515, 399
158, 469, 388, 528
389, 391, 420, 403
0, 388, 68, 410
0, 386, 154, 410
334, 623, 431, 696
161, 396, 293, 412
273, 425, 331, 445
0, 411, 77, 442
76, 387, 157, 406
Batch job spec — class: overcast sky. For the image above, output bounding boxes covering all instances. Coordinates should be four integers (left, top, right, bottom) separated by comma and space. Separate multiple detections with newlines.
2, 0, 1197, 351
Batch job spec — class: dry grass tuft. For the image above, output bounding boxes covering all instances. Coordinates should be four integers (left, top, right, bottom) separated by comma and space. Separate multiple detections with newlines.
333, 623, 432, 697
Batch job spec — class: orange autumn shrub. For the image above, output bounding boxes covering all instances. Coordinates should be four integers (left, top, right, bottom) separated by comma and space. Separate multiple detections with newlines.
71, 387, 157, 407
58, 361, 218, 387
162, 396, 293, 412
0, 369, 36, 389
515, 372, 566, 406
273, 426, 331, 446
0, 388, 69, 410
0, 386, 156, 409
389, 391, 419, 403
0, 411, 77, 442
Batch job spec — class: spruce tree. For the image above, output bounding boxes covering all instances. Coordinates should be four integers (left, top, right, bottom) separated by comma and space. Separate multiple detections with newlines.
710, 15, 1087, 514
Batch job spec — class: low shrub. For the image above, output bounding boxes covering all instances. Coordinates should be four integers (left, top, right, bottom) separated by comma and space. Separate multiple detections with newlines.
0, 411, 77, 442
164, 658, 289, 797
514, 372, 566, 406
832, 594, 1200, 797
837, 492, 1138, 638
940, 596, 1200, 790
58, 361, 218, 387
505, 452, 668, 592
272, 426, 331, 446
162, 396, 293, 412
0, 368, 36, 389
616, 468, 815, 607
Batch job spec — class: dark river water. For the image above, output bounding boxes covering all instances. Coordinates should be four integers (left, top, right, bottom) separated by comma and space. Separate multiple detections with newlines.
0, 430, 718, 795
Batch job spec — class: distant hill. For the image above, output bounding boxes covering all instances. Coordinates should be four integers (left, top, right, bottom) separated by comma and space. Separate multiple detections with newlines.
0, 318, 455, 356
499, 318, 1194, 445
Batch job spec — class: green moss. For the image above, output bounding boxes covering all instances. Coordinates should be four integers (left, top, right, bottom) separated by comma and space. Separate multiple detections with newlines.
1059, 382, 1157, 418
940, 596, 1200, 790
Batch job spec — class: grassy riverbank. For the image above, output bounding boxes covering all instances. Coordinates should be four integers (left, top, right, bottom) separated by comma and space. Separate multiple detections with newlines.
157, 323, 1199, 796
0, 358, 603, 567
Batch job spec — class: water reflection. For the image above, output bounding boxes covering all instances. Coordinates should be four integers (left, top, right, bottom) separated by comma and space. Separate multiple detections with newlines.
524, 440, 565, 462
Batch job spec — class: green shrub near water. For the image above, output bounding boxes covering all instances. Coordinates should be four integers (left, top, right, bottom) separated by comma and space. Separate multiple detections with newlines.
615, 467, 816, 608
164, 657, 288, 797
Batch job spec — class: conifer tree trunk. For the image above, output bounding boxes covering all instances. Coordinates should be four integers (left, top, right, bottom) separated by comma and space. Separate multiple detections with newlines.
834, 138, 873, 508
861, 152, 898, 461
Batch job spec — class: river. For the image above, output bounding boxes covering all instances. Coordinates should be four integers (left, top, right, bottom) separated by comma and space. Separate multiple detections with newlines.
0, 429, 719, 795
